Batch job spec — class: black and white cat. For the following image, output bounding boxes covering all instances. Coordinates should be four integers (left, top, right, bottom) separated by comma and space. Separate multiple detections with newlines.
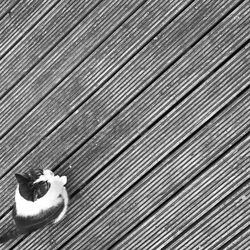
0, 168, 69, 243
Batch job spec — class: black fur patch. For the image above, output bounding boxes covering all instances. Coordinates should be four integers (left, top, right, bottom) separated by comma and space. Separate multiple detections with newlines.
15, 169, 50, 202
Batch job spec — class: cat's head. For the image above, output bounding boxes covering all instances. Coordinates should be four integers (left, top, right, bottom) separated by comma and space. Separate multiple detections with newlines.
15, 169, 51, 202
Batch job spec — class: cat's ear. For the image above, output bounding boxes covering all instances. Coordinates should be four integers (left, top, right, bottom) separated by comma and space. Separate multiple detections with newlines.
15, 173, 29, 184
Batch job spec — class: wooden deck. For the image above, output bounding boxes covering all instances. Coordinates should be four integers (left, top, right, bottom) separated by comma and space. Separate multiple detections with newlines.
0, 0, 249, 249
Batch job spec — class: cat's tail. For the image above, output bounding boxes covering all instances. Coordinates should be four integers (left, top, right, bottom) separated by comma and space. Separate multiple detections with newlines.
0, 228, 21, 243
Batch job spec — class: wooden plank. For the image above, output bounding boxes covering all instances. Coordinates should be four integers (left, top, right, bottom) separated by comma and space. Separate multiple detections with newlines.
0, 0, 102, 93
0, 0, 248, 228
0, 0, 248, 249
0, 0, 246, 177
0, 0, 18, 18
224, 229, 250, 250
0, 0, 60, 57
0, 0, 148, 126
0, 0, 194, 172
6, 90, 249, 249
118, 138, 250, 250
0, 0, 191, 137
12, 34, 250, 250
48, 69, 250, 249
0, 0, 195, 218
168, 183, 250, 249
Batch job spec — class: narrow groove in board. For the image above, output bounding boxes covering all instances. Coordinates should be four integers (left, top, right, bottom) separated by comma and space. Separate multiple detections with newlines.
0, 0, 149, 136
0, 0, 191, 137
9, 238, 25, 250
0, 0, 20, 20
218, 225, 250, 250
0, 0, 62, 59
118, 138, 250, 250
231, 230, 250, 250
0, 0, 104, 94
0, 207, 12, 224
212, 219, 250, 250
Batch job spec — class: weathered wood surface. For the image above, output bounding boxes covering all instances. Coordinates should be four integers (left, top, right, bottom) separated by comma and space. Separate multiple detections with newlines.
0, 0, 249, 249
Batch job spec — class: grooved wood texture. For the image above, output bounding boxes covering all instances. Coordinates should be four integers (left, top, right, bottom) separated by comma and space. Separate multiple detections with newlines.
0, 0, 249, 249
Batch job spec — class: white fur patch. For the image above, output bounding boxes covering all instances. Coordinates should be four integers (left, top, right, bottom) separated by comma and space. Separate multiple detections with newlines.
15, 169, 69, 223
